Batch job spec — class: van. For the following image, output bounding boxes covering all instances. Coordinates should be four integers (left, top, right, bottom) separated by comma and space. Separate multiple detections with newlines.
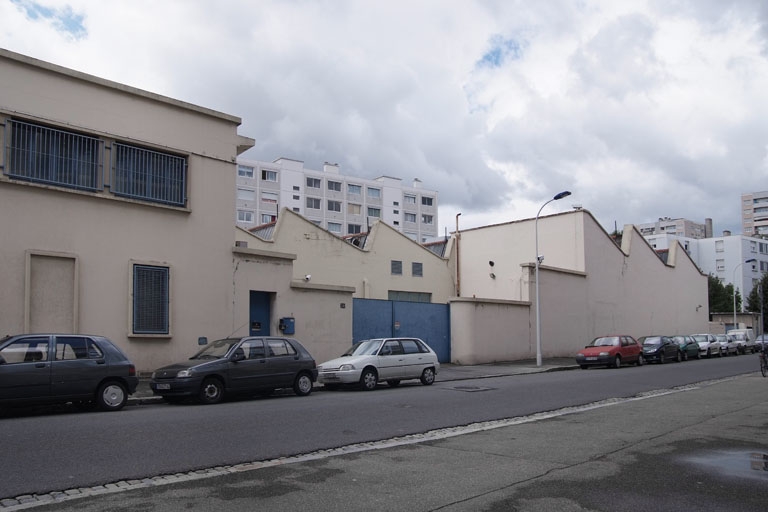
726, 329, 756, 354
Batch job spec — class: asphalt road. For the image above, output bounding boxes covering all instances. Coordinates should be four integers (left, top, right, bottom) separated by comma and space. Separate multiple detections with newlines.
0, 354, 762, 505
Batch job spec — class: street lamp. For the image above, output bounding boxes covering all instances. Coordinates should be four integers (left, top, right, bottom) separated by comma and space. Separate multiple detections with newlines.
732, 258, 756, 331
535, 190, 572, 367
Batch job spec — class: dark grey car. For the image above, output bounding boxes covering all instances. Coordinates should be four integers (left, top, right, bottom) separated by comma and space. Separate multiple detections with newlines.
639, 335, 682, 363
150, 336, 318, 404
0, 334, 139, 411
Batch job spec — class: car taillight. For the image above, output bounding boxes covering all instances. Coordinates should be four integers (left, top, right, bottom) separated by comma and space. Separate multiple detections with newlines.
128, 364, 136, 376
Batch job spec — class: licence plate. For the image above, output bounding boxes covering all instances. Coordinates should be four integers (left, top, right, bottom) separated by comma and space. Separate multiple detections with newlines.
323, 373, 339, 380
156, 383, 171, 390
586, 357, 597, 361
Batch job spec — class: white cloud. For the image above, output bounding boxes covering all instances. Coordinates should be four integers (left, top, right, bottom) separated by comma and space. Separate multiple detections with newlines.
2, 0, 767, 237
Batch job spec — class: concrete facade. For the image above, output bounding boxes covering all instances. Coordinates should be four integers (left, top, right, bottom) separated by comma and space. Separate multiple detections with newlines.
741, 191, 768, 236
449, 210, 709, 363
235, 209, 455, 304
0, 49, 355, 371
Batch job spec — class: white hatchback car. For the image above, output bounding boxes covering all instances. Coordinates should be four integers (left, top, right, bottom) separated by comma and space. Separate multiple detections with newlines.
318, 338, 440, 390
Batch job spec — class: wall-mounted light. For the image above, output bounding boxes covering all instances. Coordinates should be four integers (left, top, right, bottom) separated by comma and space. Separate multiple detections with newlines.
696, 304, 703, 312
489, 272, 496, 279
489, 260, 495, 267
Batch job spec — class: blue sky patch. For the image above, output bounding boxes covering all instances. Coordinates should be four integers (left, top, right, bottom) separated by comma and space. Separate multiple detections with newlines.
478, 35, 524, 68
12, 0, 87, 40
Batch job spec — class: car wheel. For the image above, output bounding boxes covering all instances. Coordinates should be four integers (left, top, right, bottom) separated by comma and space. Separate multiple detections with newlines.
676, 351, 682, 363
612, 355, 621, 369
719, 348, 724, 358
658, 353, 665, 364
706, 349, 711, 358
682, 351, 688, 361
199, 377, 224, 404
293, 373, 313, 396
360, 368, 378, 390
387, 380, 401, 387
420, 367, 436, 385
96, 381, 128, 412
636, 354, 644, 366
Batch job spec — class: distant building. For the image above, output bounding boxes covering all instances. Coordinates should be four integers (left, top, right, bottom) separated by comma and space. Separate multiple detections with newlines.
741, 191, 768, 236
644, 232, 767, 307
236, 157, 438, 243
635, 217, 711, 239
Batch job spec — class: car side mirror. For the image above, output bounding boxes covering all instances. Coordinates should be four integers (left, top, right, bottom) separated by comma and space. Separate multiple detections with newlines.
231, 348, 246, 362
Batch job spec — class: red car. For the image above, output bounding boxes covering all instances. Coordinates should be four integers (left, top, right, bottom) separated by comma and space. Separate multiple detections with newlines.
575, 335, 644, 369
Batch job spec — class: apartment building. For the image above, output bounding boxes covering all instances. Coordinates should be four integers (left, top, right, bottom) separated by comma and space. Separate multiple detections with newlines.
635, 217, 711, 239
236, 157, 438, 242
644, 232, 767, 303
741, 191, 768, 236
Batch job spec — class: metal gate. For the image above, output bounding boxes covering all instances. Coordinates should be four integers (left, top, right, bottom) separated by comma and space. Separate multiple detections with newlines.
352, 298, 450, 362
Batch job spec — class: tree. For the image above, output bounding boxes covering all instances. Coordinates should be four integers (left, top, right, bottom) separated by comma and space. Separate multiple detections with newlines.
708, 274, 739, 314
746, 272, 768, 333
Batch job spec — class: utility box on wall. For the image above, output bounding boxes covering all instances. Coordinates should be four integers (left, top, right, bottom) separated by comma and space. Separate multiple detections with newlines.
279, 317, 295, 335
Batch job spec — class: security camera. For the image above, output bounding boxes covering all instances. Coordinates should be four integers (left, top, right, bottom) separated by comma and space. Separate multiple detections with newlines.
304, 274, 311, 281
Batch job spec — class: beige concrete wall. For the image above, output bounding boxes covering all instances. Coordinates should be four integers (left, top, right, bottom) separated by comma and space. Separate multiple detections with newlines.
451, 210, 709, 362
449, 298, 532, 364
238, 210, 455, 303
0, 49, 252, 372
230, 246, 354, 364
455, 212, 586, 301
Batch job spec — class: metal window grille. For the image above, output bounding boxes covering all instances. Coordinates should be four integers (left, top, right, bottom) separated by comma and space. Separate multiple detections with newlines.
113, 143, 186, 206
412, 262, 423, 277
6, 120, 102, 191
133, 265, 169, 334
391, 260, 403, 275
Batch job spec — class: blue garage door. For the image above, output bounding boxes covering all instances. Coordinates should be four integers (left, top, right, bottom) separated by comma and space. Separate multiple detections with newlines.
352, 298, 450, 362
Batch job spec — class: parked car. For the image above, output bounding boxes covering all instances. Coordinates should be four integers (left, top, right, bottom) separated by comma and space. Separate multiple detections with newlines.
715, 334, 739, 356
670, 335, 700, 360
317, 338, 439, 390
0, 334, 138, 411
691, 334, 721, 358
575, 335, 644, 369
727, 330, 756, 354
150, 336, 318, 404
756, 334, 768, 352
639, 336, 682, 363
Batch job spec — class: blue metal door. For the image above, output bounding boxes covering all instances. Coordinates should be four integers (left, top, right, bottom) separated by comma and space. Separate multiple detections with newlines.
352, 298, 450, 362
249, 291, 271, 336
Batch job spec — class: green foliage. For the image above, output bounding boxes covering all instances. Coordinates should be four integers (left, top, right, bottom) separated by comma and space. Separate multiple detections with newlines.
746, 272, 768, 332
708, 274, 739, 313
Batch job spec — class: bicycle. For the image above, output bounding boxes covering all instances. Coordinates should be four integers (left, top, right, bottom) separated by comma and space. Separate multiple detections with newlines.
760, 351, 768, 378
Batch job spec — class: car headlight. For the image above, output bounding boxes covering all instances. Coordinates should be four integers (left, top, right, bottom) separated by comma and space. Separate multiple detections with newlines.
599, 352, 609, 356
339, 364, 356, 371
151, 371, 157, 379
176, 369, 194, 378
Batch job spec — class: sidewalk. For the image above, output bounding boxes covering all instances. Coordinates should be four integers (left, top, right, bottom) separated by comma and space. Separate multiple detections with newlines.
129, 357, 579, 403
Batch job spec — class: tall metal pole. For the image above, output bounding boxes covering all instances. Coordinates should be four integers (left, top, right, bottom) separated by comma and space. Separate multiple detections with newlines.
535, 191, 571, 367
732, 258, 756, 330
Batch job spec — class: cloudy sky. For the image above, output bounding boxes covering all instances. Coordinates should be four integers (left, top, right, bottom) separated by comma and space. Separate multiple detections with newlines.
2, 0, 767, 237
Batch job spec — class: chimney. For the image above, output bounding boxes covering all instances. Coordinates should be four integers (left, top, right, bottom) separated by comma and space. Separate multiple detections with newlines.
323, 162, 340, 174
413, 178, 422, 189
723, 230, 731, 236
705, 218, 713, 238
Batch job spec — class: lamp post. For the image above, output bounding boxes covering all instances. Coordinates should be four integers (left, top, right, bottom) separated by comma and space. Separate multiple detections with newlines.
535, 190, 572, 367
732, 258, 756, 330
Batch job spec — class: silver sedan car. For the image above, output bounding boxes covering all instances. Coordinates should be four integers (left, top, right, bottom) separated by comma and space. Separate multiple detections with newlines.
317, 338, 439, 390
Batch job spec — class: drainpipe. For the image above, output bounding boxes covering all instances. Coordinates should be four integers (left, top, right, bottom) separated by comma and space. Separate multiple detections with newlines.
455, 213, 461, 297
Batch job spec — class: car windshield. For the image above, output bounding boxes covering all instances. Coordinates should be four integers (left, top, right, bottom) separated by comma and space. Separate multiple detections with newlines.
190, 338, 240, 359
590, 337, 619, 347
342, 339, 384, 356
642, 337, 662, 345
671, 336, 686, 345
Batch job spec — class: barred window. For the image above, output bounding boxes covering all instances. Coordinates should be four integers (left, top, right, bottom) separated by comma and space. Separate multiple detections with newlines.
412, 262, 423, 277
113, 143, 186, 207
391, 260, 403, 275
132, 264, 169, 335
6, 119, 102, 191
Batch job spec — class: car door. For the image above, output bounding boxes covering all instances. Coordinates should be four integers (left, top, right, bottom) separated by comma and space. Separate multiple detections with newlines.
0, 335, 52, 401
620, 336, 640, 363
227, 338, 271, 392
399, 339, 430, 379
50, 335, 110, 399
264, 338, 302, 388
376, 340, 405, 380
